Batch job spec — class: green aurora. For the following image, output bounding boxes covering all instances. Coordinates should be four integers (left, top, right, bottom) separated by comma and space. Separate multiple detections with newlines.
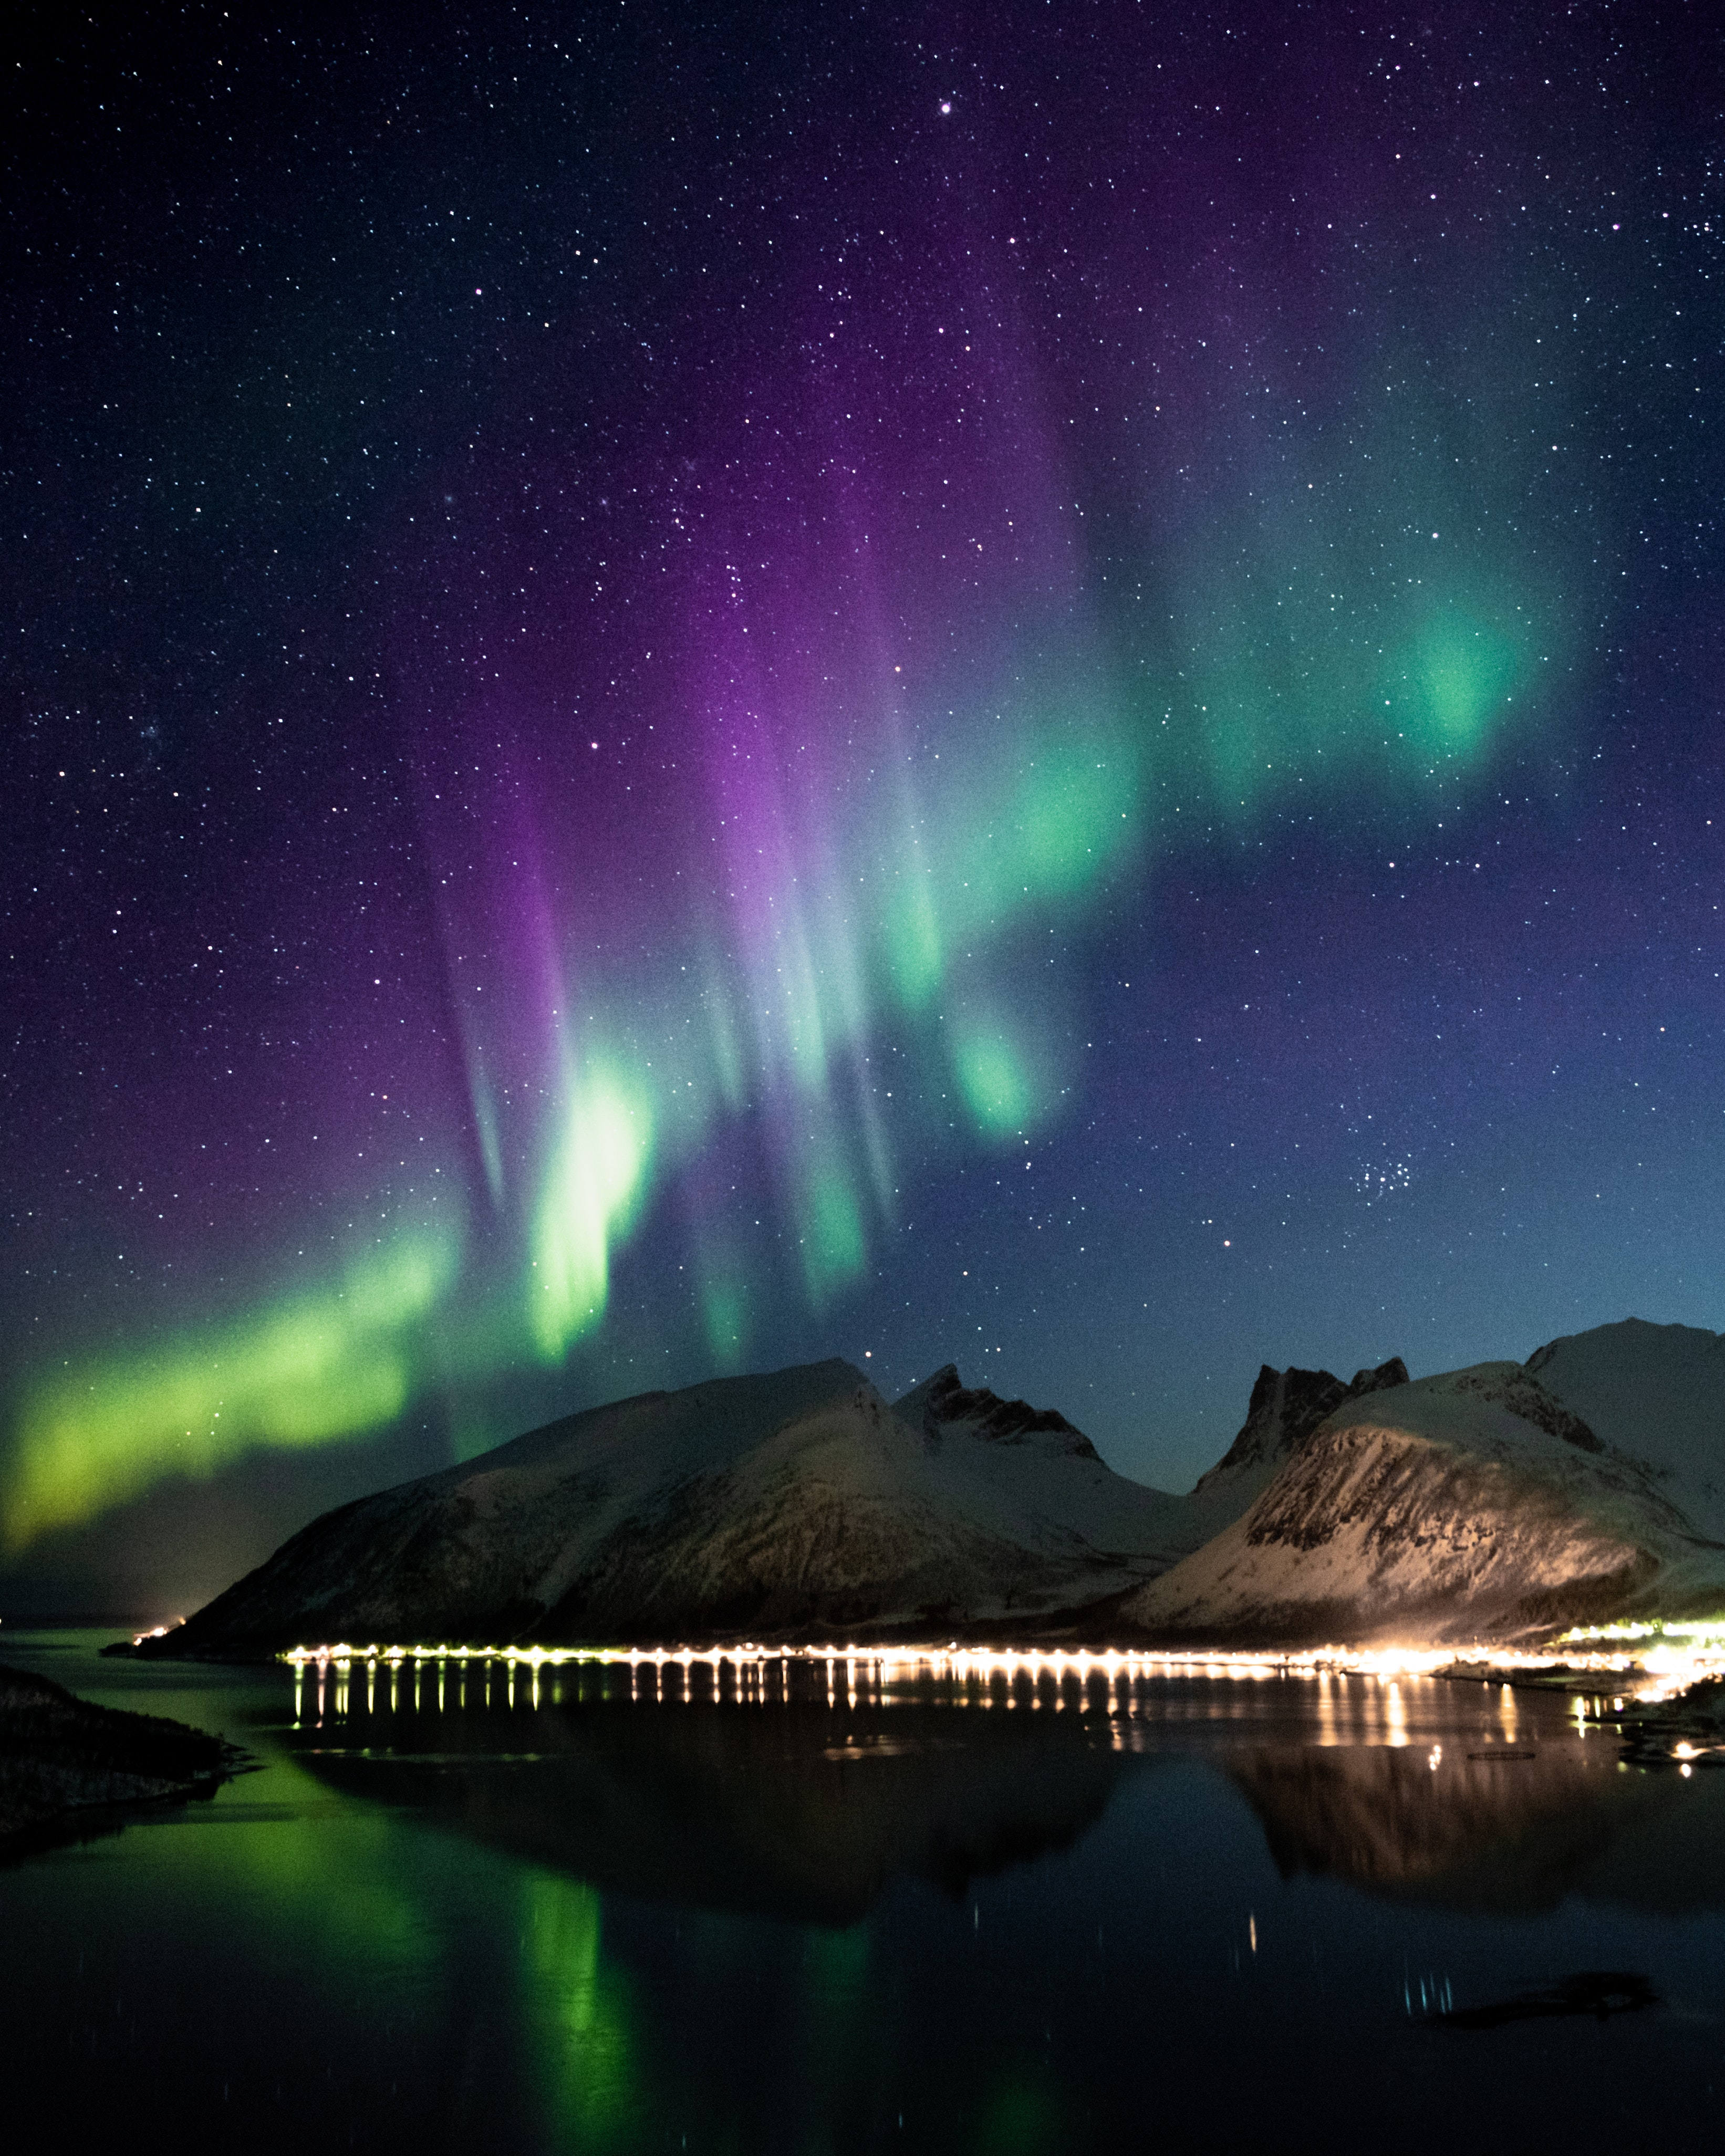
4, 349, 1581, 1548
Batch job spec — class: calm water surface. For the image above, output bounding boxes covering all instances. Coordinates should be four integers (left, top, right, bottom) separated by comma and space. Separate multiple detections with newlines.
3, 1628, 1722, 2153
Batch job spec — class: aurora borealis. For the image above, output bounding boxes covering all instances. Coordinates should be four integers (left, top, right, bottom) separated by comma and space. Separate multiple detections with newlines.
5, 2, 1722, 1607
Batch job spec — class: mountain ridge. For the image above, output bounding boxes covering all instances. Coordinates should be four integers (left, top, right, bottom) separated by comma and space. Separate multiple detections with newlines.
141, 1318, 1725, 1657
1117, 1325, 1725, 1645
148, 1359, 1206, 1655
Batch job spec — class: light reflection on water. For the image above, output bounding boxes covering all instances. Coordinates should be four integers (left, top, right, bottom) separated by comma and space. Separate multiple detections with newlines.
292, 1647, 1602, 1761
3, 1627, 1724, 2153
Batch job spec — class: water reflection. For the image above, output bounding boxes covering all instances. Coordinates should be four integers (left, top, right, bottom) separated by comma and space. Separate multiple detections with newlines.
1230, 1740, 1725, 1913
9, 1632, 1725, 2154
278, 1657, 1718, 1927
290, 1682, 1132, 1926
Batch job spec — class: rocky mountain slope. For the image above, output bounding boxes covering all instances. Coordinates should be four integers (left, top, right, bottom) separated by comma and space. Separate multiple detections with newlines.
148, 1359, 1221, 1656
146, 1319, 1725, 1657
1118, 1326, 1725, 1645
1187, 1356, 1409, 1519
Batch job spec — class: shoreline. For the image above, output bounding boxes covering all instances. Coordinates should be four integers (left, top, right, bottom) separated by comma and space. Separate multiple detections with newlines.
0, 1661, 245, 1847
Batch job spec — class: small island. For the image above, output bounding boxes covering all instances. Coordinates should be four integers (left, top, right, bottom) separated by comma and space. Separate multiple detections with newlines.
0, 1662, 237, 1843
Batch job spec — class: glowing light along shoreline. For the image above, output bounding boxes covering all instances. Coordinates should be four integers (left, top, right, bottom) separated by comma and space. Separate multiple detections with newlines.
275, 1636, 1725, 1698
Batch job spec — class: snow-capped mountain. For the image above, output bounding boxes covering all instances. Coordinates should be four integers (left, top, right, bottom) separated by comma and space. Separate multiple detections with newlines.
1189, 1357, 1409, 1516
1117, 1324, 1725, 1645
146, 1319, 1725, 1658
1526, 1318, 1725, 1538
152, 1359, 1211, 1655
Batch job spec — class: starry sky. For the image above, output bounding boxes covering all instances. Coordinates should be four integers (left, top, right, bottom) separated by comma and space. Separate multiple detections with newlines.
5, 0, 1722, 1611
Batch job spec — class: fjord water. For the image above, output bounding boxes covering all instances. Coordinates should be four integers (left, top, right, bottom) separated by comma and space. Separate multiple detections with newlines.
3, 1633, 1722, 2153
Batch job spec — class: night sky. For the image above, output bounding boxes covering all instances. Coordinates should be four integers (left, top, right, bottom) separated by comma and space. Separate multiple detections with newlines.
5, 2, 1722, 1611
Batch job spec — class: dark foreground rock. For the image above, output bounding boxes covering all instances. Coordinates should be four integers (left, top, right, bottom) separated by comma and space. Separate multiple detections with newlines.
0, 1662, 237, 1841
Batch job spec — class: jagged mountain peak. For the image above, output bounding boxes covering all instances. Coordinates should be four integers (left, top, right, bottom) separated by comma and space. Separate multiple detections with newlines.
1118, 1330, 1725, 1648
1348, 1357, 1410, 1396
1194, 1355, 1409, 1499
893, 1366, 1100, 1462
1442, 1363, 1603, 1453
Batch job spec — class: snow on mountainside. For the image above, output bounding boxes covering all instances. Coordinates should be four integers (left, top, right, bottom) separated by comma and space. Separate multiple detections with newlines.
145, 1319, 1725, 1658
1191, 1358, 1409, 1516
151, 1360, 1212, 1656
1119, 1334, 1725, 1645
894, 1365, 1202, 1570
1526, 1319, 1725, 1538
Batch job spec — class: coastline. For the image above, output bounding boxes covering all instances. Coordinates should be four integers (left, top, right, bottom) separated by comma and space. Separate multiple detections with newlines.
0, 1660, 243, 1847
